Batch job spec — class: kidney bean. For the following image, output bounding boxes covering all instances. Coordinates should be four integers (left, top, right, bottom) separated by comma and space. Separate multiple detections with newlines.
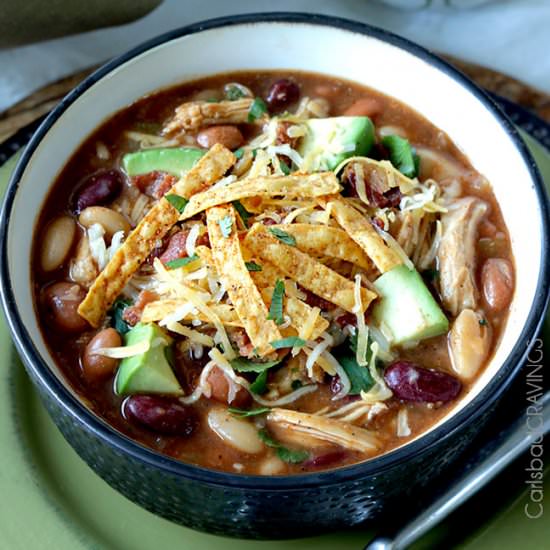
43, 282, 89, 332
132, 171, 176, 199
481, 258, 514, 313
384, 361, 461, 403
82, 328, 121, 384
343, 97, 382, 118
197, 125, 243, 150
124, 395, 197, 436
335, 312, 357, 328
304, 450, 348, 469
207, 366, 250, 408
75, 169, 123, 212
266, 78, 300, 111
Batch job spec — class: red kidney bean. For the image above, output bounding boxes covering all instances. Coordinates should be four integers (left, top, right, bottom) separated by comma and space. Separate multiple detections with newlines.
384, 361, 461, 403
304, 450, 349, 469
481, 258, 514, 313
75, 169, 123, 212
335, 312, 357, 328
43, 282, 89, 332
124, 395, 197, 436
266, 79, 300, 111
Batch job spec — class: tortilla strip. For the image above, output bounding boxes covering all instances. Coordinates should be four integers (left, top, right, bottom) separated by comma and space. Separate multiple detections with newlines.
244, 224, 376, 314
77, 145, 235, 327
250, 267, 329, 341
320, 196, 402, 274
180, 172, 340, 221
141, 299, 243, 327
271, 223, 371, 270
207, 205, 282, 356
163, 98, 263, 135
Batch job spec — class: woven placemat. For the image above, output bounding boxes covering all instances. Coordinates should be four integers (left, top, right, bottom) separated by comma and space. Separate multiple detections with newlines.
1, 56, 549, 144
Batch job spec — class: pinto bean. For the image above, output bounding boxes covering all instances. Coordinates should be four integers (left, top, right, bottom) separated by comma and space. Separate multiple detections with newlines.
196, 125, 243, 150
41, 216, 76, 272
43, 282, 89, 332
82, 328, 121, 384
75, 169, 123, 212
343, 97, 382, 118
124, 395, 197, 436
481, 258, 514, 313
79, 206, 131, 240
207, 366, 250, 408
266, 78, 300, 111
207, 407, 264, 453
384, 361, 462, 403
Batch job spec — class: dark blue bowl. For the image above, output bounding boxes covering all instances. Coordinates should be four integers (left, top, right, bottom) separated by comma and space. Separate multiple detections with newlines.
1, 13, 549, 539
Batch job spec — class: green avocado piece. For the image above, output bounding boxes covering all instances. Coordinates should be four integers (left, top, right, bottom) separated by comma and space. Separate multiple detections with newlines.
122, 147, 205, 178
372, 265, 449, 346
115, 323, 183, 396
298, 116, 375, 171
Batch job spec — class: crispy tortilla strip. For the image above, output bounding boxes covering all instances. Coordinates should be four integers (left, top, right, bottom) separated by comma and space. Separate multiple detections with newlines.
142, 299, 243, 327
250, 267, 329, 341
321, 196, 402, 274
271, 223, 371, 270
207, 205, 282, 356
163, 98, 263, 135
77, 145, 235, 327
244, 224, 376, 314
180, 172, 340, 221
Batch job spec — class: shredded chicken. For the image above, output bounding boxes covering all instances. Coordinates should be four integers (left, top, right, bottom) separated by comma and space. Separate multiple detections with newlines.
437, 197, 488, 316
69, 235, 98, 288
163, 98, 261, 135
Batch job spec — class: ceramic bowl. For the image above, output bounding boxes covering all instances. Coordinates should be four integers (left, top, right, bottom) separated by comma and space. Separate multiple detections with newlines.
1, 13, 549, 539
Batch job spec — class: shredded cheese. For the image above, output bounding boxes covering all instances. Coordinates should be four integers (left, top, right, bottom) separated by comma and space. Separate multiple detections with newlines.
165, 321, 214, 347
96, 339, 152, 359
397, 408, 412, 437
353, 274, 369, 367
185, 224, 201, 257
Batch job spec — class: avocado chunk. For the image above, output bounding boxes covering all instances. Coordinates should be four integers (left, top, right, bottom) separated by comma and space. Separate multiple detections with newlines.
298, 116, 375, 171
372, 265, 448, 346
115, 323, 183, 396
122, 147, 205, 178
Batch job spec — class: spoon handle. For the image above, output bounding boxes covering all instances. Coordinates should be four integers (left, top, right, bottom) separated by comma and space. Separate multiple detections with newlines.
365, 391, 550, 550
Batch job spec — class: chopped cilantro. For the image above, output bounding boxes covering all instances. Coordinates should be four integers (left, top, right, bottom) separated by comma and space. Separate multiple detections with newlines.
165, 254, 199, 270
165, 194, 188, 213
267, 279, 285, 325
258, 429, 309, 464
109, 298, 131, 335
232, 200, 252, 228
423, 268, 440, 282
479, 318, 489, 327
382, 135, 419, 178
336, 353, 374, 395
230, 357, 282, 373
245, 261, 262, 272
206, 98, 218, 103
248, 97, 268, 122
270, 336, 306, 350
225, 85, 246, 100
218, 214, 233, 238
249, 369, 269, 394
228, 406, 270, 418
279, 159, 291, 175
234, 148, 244, 160
291, 379, 303, 390
269, 227, 296, 246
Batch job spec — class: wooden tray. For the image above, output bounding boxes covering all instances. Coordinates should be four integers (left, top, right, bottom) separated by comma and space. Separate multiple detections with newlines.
1, 56, 549, 144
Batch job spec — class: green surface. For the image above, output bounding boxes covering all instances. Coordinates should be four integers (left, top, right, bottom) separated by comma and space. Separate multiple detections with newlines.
0, 132, 549, 549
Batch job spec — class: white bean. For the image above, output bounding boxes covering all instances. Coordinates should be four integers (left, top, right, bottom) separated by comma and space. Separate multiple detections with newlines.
448, 309, 491, 380
207, 407, 264, 454
79, 206, 130, 239
41, 216, 76, 271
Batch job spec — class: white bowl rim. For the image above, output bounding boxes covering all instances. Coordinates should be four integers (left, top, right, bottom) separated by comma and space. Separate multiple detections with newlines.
1, 12, 549, 489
